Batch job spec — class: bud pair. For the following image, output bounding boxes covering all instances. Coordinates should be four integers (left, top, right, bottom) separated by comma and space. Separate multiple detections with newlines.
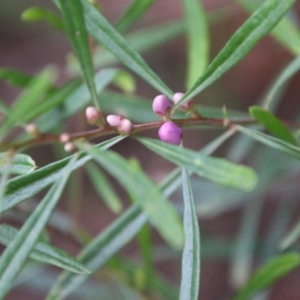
106, 114, 133, 135
152, 93, 193, 117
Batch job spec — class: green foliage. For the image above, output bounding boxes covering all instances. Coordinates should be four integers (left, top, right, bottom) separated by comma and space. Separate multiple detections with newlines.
1, 0, 300, 298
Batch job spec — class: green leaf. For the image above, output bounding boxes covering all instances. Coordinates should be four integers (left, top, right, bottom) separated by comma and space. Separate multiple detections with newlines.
0, 154, 75, 299
85, 162, 122, 213
235, 0, 300, 55
112, 70, 136, 94
0, 224, 90, 274
23, 80, 80, 123
179, 169, 200, 300
182, 0, 209, 88
137, 137, 257, 191
236, 125, 300, 160
263, 55, 300, 111
232, 253, 300, 300
21, 7, 65, 31
250, 106, 298, 146
174, 0, 296, 110
115, 0, 154, 33
0, 152, 36, 175
46, 205, 147, 300
0, 68, 32, 87
1, 136, 124, 214
280, 219, 300, 250
77, 0, 173, 99
59, 0, 99, 108
46, 131, 234, 299
0, 66, 56, 140
78, 143, 184, 249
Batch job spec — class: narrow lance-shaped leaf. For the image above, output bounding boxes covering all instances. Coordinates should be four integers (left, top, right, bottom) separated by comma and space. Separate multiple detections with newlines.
179, 169, 200, 300
0, 68, 32, 87
78, 142, 184, 249
85, 162, 122, 214
68, 0, 174, 99
21, 7, 65, 31
0, 66, 56, 140
250, 106, 298, 146
182, 0, 209, 88
263, 55, 300, 111
1, 136, 124, 214
46, 205, 148, 300
0, 224, 90, 274
115, 0, 155, 33
46, 130, 235, 300
137, 137, 257, 191
0, 152, 36, 175
174, 0, 295, 110
235, 0, 300, 56
236, 125, 300, 160
59, 0, 99, 108
0, 154, 76, 299
232, 253, 300, 300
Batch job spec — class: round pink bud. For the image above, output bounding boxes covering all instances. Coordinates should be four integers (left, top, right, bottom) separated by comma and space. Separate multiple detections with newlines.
158, 121, 182, 145
85, 106, 102, 124
152, 95, 172, 116
25, 123, 39, 136
59, 133, 70, 143
173, 92, 193, 110
118, 119, 132, 135
106, 114, 123, 127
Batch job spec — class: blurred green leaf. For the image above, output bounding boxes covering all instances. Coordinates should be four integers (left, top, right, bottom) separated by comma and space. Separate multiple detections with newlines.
0, 224, 90, 274
137, 138, 257, 191
85, 162, 122, 213
263, 55, 300, 111
232, 253, 300, 300
0, 152, 36, 175
78, 0, 173, 99
46, 205, 148, 300
182, 0, 209, 88
37, 68, 119, 132
0, 154, 75, 299
23, 80, 80, 123
115, 0, 154, 33
59, 0, 99, 108
175, 0, 296, 110
179, 169, 200, 300
237, 125, 300, 160
250, 106, 298, 146
21, 7, 65, 31
1, 136, 124, 214
235, 0, 300, 55
78, 143, 184, 249
46, 131, 234, 299
280, 218, 300, 250
0, 66, 56, 140
112, 70, 136, 94
0, 68, 32, 87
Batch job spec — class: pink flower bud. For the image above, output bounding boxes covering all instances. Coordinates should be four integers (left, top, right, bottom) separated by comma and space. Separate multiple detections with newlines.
85, 106, 102, 124
158, 121, 182, 145
152, 95, 171, 117
59, 133, 70, 143
173, 92, 193, 110
106, 114, 123, 127
25, 123, 39, 136
118, 119, 132, 135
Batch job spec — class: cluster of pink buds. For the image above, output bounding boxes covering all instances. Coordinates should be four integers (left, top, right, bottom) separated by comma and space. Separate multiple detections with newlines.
106, 114, 133, 135
152, 92, 192, 145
